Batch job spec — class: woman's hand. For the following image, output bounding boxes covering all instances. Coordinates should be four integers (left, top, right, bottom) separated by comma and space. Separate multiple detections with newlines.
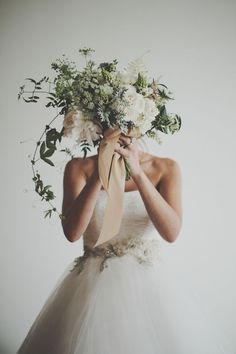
114, 133, 143, 178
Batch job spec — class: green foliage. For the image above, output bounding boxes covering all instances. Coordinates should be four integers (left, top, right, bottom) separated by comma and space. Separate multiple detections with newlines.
18, 76, 50, 103
44, 209, 54, 218
157, 84, 173, 101
134, 72, 148, 93
152, 105, 182, 134
60, 147, 75, 159
80, 141, 92, 159
78, 47, 95, 57
32, 172, 55, 202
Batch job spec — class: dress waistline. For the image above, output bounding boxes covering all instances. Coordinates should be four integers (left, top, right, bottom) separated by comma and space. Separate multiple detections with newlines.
70, 236, 161, 276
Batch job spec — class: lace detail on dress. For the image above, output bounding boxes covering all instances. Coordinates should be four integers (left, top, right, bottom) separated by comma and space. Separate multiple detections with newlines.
82, 189, 160, 248
72, 190, 163, 276
70, 236, 161, 276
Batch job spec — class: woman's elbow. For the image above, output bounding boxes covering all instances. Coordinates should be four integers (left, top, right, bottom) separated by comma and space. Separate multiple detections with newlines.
166, 232, 179, 243
164, 219, 182, 243
65, 231, 82, 243
66, 234, 77, 243
61, 221, 82, 243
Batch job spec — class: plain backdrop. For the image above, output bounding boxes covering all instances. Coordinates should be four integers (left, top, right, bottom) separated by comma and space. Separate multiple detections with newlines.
0, 0, 236, 353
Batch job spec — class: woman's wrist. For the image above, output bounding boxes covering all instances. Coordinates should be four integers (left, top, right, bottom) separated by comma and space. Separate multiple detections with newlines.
131, 169, 146, 183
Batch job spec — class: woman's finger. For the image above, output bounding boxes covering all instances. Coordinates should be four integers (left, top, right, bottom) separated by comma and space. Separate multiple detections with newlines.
119, 135, 132, 145
114, 145, 126, 157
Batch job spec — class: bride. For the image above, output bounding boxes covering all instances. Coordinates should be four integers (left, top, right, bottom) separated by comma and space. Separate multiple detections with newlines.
62, 133, 182, 244
16, 133, 233, 354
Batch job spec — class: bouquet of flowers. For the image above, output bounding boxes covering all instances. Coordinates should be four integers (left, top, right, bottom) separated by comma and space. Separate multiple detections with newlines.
18, 47, 181, 227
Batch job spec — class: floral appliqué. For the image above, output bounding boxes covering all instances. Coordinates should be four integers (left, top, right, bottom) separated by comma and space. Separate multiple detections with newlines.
70, 236, 161, 276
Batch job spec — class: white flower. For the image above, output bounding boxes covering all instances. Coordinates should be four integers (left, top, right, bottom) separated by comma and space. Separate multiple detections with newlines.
123, 85, 145, 122
141, 86, 153, 97
144, 98, 159, 120
138, 99, 159, 132
118, 57, 149, 85
134, 113, 152, 133
121, 85, 159, 133
63, 110, 102, 146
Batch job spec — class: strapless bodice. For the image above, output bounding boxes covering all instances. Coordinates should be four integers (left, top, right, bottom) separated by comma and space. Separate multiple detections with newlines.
83, 189, 159, 248
68, 190, 162, 276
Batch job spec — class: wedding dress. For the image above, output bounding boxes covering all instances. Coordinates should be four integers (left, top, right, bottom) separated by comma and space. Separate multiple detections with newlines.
16, 189, 234, 354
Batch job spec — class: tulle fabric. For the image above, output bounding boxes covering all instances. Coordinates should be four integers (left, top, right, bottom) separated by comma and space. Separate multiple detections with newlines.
16, 250, 234, 354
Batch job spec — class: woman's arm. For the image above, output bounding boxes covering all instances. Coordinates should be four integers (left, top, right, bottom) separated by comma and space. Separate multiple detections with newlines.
61, 158, 102, 242
132, 159, 182, 243
114, 134, 182, 243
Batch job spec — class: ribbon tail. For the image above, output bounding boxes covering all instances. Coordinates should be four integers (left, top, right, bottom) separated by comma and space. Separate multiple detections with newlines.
94, 151, 126, 247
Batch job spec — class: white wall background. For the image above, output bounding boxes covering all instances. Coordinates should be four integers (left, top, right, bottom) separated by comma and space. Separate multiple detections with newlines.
1, 0, 236, 353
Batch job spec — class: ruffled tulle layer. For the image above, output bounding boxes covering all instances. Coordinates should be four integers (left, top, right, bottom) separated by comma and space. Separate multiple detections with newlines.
17, 251, 233, 354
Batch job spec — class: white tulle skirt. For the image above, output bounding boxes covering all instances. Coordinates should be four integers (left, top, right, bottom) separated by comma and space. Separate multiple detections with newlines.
16, 245, 233, 354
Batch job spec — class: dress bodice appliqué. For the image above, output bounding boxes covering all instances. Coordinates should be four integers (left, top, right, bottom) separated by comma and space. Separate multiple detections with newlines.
70, 190, 162, 276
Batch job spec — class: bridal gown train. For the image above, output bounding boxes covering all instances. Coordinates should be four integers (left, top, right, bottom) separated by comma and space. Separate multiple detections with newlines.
17, 189, 234, 354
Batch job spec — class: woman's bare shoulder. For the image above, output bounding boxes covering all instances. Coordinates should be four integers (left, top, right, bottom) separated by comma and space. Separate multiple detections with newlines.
150, 154, 181, 179
64, 155, 98, 178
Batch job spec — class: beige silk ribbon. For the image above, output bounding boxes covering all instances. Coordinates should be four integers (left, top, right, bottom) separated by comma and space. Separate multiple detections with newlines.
93, 126, 140, 248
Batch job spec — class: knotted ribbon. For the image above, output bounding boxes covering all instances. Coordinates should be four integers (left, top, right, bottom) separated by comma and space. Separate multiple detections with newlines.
94, 126, 141, 247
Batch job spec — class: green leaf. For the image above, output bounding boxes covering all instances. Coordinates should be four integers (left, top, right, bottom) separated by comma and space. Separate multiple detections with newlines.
44, 185, 52, 190
35, 179, 43, 193
25, 78, 37, 84
158, 83, 168, 89
46, 96, 57, 102
43, 149, 55, 158
44, 209, 52, 218
41, 157, 54, 166
22, 97, 35, 103
46, 141, 56, 150
39, 141, 46, 157
159, 105, 167, 116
